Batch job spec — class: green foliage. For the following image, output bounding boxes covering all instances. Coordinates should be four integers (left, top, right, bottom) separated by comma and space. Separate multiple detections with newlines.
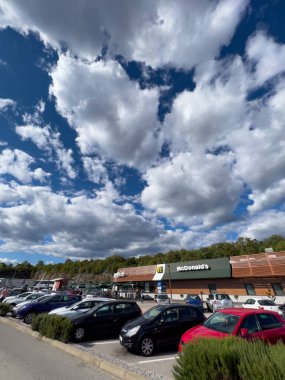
0, 302, 13, 316
173, 338, 285, 380
31, 313, 73, 343
1, 234, 285, 280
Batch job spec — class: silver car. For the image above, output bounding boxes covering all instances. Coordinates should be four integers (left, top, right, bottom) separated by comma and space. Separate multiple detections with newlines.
3, 292, 34, 306
155, 294, 171, 304
49, 297, 116, 318
206, 293, 233, 312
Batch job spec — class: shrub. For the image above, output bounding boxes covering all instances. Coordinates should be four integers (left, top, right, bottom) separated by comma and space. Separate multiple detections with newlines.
173, 338, 285, 380
31, 313, 73, 343
0, 303, 13, 316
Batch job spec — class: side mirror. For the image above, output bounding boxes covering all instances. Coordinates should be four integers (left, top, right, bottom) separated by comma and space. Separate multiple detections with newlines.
240, 328, 249, 338
159, 318, 165, 324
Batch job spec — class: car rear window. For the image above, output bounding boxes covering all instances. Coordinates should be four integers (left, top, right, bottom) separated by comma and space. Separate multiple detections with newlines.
258, 300, 276, 306
187, 295, 200, 300
216, 294, 230, 300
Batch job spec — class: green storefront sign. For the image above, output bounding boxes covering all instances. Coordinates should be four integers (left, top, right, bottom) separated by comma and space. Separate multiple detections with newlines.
162, 257, 231, 280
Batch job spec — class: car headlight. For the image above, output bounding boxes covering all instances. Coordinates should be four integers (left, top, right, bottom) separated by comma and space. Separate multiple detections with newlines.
125, 326, 141, 337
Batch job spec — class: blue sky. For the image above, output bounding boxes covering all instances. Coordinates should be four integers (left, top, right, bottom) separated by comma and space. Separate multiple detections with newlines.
0, 0, 285, 265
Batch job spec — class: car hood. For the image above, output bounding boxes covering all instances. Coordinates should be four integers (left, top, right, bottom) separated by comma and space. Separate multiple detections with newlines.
50, 308, 88, 316
182, 324, 230, 342
49, 306, 70, 314
3, 296, 18, 302
122, 316, 153, 330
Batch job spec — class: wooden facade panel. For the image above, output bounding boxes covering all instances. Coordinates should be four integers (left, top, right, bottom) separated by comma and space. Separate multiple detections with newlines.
231, 252, 285, 278
232, 268, 252, 277
251, 267, 272, 276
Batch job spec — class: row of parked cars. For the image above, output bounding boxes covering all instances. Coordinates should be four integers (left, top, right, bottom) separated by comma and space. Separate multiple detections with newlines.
1, 290, 285, 357
185, 292, 285, 317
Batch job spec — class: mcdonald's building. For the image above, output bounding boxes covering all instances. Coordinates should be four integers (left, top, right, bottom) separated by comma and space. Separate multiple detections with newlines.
112, 251, 285, 303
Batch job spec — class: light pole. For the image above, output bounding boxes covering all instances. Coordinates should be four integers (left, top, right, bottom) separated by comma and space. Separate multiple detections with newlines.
167, 264, 172, 302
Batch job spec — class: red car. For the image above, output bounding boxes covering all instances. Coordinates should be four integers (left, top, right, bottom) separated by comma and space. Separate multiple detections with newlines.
179, 308, 285, 352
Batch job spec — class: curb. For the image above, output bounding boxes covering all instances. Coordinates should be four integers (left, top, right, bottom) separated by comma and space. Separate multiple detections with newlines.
0, 316, 147, 380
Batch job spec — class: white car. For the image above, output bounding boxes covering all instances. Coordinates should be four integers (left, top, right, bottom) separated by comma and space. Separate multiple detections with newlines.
48, 297, 115, 317
3, 292, 34, 306
242, 298, 283, 315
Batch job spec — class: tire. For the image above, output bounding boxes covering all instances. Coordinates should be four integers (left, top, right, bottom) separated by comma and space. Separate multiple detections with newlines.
74, 326, 86, 342
23, 312, 35, 324
140, 336, 155, 357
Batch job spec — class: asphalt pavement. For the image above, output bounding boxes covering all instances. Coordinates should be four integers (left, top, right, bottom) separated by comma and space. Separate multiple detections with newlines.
0, 320, 118, 380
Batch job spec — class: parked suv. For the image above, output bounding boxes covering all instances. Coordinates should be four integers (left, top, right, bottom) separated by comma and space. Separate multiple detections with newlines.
185, 294, 204, 312
155, 294, 171, 304
206, 293, 233, 312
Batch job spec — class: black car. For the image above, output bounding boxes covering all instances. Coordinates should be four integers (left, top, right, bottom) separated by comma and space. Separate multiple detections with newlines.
119, 304, 206, 356
67, 300, 142, 341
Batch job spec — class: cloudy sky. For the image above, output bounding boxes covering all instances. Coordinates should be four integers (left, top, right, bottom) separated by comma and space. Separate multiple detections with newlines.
0, 0, 285, 265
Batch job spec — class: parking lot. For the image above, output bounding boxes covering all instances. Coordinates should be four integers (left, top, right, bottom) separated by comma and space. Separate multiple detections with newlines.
75, 336, 178, 379
68, 301, 212, 380
1, 300, 212, 380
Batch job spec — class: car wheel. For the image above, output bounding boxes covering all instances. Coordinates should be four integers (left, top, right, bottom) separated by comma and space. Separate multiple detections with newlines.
23, 312, 35, 324
140, 336, 155, 357
74, 326, 86, 342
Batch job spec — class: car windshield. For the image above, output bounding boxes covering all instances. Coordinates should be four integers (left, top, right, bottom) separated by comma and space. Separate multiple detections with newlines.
203, 312, 240, 334
143, 306, 165, 320
258, 300, 276, 306
37, 295, 53, 303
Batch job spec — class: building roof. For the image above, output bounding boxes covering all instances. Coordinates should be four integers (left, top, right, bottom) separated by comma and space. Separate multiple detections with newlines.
113, 265, 156, 282
230, 251, 285, 277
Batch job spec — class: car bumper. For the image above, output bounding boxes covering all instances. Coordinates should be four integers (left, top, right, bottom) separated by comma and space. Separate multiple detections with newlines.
119, 334, 140, 350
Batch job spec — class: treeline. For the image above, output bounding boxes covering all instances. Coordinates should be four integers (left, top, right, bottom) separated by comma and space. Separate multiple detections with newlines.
1, 235, 285, 281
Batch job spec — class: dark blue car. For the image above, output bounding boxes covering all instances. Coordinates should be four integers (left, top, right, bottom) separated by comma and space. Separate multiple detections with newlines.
15, 294, 81, 324
185, 294, 204, 312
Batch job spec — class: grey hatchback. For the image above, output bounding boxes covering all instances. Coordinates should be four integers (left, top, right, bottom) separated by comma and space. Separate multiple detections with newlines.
206, 293, 233, 312
155, 294, 171, 304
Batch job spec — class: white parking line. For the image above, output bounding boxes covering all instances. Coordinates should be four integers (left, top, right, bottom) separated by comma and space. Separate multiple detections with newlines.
91, 340, 119, 345
138, 356, 178, 364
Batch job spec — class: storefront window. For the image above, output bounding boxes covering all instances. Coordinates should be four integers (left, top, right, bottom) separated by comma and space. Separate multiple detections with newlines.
139, 282, 155, 293
244, 283, 256, 295
271, 283, 284, 296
